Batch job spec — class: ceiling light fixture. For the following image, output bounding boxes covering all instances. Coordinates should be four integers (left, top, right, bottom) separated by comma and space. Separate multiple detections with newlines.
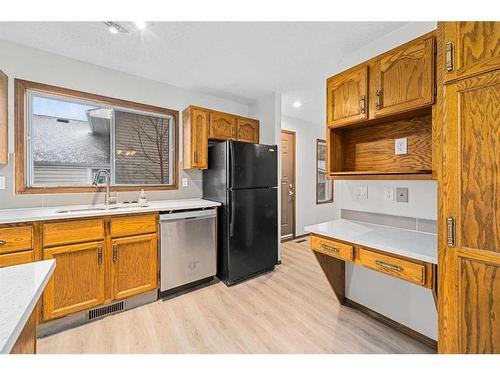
104, 22, 128, 34
293, 101, 302, 108
134, 21, 147, 30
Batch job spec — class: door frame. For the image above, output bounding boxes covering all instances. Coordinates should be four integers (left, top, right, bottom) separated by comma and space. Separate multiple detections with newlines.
280, 129, 296, 241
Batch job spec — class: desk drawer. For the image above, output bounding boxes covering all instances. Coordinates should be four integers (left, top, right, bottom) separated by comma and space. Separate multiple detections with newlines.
310, 235, 353, 261
359, 248, 425, 286
0, 226, 33, 254
43, 219, 104, 247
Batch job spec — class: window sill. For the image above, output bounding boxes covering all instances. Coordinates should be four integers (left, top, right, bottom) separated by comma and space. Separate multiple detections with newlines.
15, 184, 179, 194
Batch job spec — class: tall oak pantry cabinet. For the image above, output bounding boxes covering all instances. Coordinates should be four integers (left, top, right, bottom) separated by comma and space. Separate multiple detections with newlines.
438, 22, 500, 353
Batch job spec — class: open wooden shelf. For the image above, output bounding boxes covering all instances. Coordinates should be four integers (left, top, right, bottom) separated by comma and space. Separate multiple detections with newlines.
327, 113, 434, 180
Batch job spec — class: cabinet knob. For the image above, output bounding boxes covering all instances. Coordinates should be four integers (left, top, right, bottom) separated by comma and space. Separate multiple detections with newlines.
0, 239, 7, 245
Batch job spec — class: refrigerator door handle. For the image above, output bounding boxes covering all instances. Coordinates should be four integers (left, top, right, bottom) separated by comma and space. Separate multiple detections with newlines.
229, 190, 235, 237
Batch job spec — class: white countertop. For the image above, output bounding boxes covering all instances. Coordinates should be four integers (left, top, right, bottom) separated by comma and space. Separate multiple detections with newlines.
0, 260, 55, 353
305, 219, 437, 264
0, 198, 220, 225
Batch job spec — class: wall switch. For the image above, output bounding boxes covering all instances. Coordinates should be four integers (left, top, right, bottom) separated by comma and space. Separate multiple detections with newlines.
182, 178, 189, 187
0, 176, 5, 190
395, 187, 409, 203
384, 187, 395, 201
395, 138, 408, 155
354, 186, 368, 200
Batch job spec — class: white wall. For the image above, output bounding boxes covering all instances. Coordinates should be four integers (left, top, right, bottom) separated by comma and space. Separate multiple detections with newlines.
336, 22, 438, 340
0, 39, 251, 209
281, 115, 341, 235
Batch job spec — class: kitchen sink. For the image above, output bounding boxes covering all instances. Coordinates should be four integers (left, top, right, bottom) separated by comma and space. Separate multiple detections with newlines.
55, 203, 150, 214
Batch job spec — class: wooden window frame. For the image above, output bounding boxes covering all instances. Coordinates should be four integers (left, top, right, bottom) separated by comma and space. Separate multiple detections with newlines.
316, 138, 334, 204
15, 79, 179, 194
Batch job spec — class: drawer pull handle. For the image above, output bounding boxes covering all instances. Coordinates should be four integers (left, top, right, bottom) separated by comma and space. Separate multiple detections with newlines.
321, 244, 339, 253
375, 260, 403, 272
0, 240, 7, 245
112, 245, 118, 262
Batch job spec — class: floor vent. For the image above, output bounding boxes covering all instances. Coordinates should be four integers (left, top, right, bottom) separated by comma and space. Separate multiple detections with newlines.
295, 239, 307, 244
88, 301, 124, 321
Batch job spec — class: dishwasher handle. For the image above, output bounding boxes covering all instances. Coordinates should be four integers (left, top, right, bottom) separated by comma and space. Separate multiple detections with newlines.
160, 208, 216, 222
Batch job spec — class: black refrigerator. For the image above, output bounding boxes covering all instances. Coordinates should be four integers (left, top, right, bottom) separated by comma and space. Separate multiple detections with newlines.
203, 140, 278, 286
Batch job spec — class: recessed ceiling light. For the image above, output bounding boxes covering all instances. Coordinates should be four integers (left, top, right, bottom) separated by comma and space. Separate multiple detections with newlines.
108, 25, 119, 34
293, 101, 301, 108
134, 21, 147, 30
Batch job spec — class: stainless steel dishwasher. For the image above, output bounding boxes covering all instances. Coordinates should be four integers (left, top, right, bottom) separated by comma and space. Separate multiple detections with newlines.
159, 208, 217, 296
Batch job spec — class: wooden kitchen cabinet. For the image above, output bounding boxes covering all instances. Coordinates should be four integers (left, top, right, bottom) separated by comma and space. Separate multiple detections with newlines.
42, 241, 105, 320
327, 65, 368, 127
183, 106, 209, 169
111, 233, 158, 300
0, 250, 34, 268
372, 35, 435, 118
443, 22, 500, 83
183, 105, 260, 169
440, 68, 500, 353
209, 111, 236, 140
236, 118, 259, 143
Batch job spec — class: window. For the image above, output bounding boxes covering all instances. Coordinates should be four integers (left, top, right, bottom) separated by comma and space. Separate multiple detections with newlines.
316, 139, 333, 204
15, 80, 178, 193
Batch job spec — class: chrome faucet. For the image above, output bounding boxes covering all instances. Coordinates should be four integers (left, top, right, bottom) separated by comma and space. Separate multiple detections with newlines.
92, 169, 117, 207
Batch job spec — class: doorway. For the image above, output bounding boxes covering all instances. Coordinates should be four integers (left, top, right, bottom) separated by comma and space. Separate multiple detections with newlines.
280, 130, 296, 240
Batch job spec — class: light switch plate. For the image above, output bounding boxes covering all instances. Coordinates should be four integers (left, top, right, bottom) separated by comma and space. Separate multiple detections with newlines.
396, 187, 409, 203
384, 187, 395, 201
395, 138, 408, 155
0, 176, 5, 190
354, 186, 368, 200
182, 178, 189, 187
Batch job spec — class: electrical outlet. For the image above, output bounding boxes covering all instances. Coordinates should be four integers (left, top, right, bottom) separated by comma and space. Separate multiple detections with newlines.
354, 186, 368, 200
384, 187, 395, 201
395, 187, 409, 203
182, 178, 189, 187
395, 138, 408, 155
0, 176, 5, 190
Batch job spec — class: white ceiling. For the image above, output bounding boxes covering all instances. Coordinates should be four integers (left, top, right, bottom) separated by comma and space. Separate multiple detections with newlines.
0, 22, 409, 124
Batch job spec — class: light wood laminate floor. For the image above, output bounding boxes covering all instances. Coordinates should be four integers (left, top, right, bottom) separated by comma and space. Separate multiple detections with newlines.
38, 238, 434, 354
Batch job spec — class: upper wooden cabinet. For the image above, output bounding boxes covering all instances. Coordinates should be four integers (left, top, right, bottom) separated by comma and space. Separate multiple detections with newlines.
43, 241, 105, 320
183, 105, 259, 169
183, 107, 209, 169
209, 111, 236, 140
236, 118, 259, 143
372, 36, 435, 118
327, 65, 368, 127
443, 22, 500, 83
0, 69, 7, 165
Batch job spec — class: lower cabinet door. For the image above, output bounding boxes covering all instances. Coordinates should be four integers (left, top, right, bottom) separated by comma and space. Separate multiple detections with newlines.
111, 233, 158, 301
43, 241, 105, 321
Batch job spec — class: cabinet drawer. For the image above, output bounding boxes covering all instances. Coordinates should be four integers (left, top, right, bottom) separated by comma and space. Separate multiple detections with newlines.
359, 248, 425, 286
0, 226, 33, 254
110, 214, 157, 238
310, 235, 353, 261
43, 219, 104, 247
0, 250, 34, 268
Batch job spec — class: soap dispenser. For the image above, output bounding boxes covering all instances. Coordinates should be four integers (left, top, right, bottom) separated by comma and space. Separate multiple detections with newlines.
138, 189, 148, 206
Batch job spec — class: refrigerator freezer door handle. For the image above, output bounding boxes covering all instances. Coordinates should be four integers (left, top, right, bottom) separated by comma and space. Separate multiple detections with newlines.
229, 191, 235, 237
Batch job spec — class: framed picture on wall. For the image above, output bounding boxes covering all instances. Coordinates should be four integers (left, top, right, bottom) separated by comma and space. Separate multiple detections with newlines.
316, 139, 333, 204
